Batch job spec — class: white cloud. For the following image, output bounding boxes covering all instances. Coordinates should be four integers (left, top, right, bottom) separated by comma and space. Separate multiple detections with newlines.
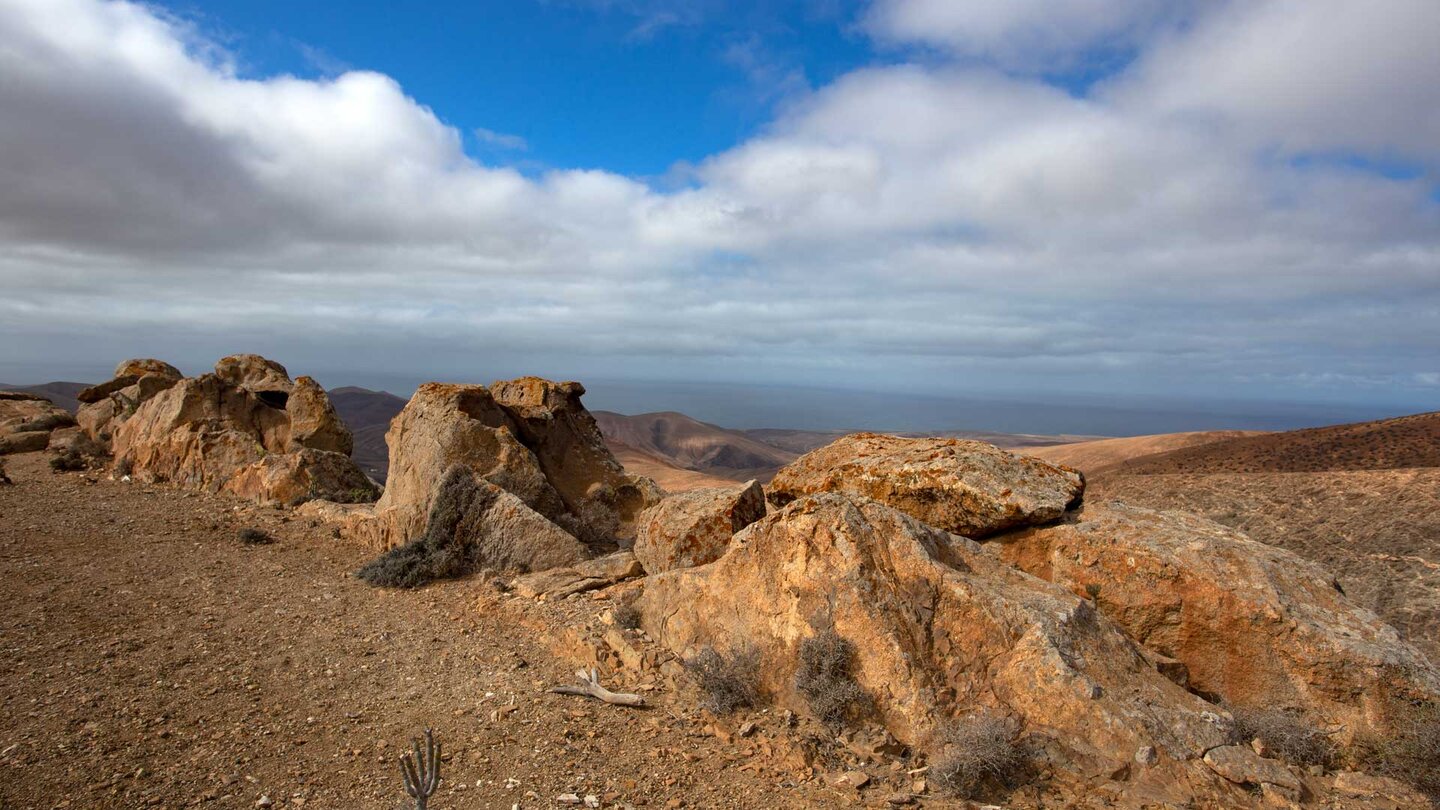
0, 0, 1436, 408
474, 127, 528, 151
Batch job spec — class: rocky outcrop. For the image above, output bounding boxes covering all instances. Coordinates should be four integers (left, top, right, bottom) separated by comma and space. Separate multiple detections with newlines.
345, 380, 659, 552
637, 493, 1236, 784
632, 480, 765, 573
75, 358, 184, 443
513, 551, 645, 599
110, 356, 371, 506
767, 433, 1084, 538
0, 391, 77, 455
991, 502, 1440, 741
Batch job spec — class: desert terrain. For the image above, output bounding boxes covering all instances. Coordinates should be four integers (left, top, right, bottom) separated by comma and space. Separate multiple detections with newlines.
2, 362, 1438, 809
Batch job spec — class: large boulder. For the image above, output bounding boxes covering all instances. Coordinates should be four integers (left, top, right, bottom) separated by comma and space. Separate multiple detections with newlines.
632, 480, 765, 573
638, 493, 1233, 778
991, 502, 1440, 741
349, 380, 659, 552
110, 356, 372, 506
0, 391, 77, 455
767, 433, 1084, 538
75, 358, 184, 442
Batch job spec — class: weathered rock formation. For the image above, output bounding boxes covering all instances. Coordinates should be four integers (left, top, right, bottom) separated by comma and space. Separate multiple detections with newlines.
639, 494, 1234, 778
0, 391, 77, 455
110, 356, 375, 506
767, 433, 1084, 538
76, 358, 184, 443
632, 480, 765, 573
992, 502, 1440, 741
343, 380, 659, 553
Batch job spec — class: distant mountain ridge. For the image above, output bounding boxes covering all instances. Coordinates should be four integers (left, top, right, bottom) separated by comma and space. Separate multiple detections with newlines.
0, 381, 88, 414
591, 410, 798, 483
327, 386, 407, 482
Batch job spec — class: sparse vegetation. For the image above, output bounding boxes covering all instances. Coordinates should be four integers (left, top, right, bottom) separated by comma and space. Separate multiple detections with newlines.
931, 713, 1028, 799
398, 728, 441, 809
1349, 702, 1440, 802
1227, 706, 1336, 767
687, 646, 761, 714
0, 458, 10, 485
795, 626, 867, 725
612, 595, 642, 630
114, 456, 134, 478
49, 434, 109, 474
238, 527, 273, 545
355, 466, 478, 588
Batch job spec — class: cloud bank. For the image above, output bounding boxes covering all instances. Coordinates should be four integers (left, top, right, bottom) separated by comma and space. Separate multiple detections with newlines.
0, 0, 1437, 406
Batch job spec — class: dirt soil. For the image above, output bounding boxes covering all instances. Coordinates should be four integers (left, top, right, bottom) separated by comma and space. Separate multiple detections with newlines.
0, 452, 913, 810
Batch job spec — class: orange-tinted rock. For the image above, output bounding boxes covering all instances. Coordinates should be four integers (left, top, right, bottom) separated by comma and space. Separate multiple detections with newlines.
767, 433, 1083, 538
992, 502, 1440, 740
213, 354, 293, 400
633, 480, 765, 573
222, 448, 378, 506
285, 376, 353, 455
76, 358, 182, 404
638, 493, 1230, 772
76, 359, 185, 442
0, 392, 78, 454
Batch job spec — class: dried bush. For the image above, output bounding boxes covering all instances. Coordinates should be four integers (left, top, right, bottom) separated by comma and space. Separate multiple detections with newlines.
114, 456, 134, 478
49, 448, 89, 472
1228, 706, 1336, 767
356, 466, 480, 588
238, 527, 273, 545
0, 458, 10, 485
795, 627, 867, 725
932, 713, 1027, 799
687, 646, 761, 714
1350, 702, 1440, 802
612, 596, 642, 631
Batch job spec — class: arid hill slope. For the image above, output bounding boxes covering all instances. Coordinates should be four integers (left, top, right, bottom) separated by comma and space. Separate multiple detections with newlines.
0, 381, 88, 413
1112, 411, 1440, 475
327, 386, 407, 482
1091, 411, 1440, 664
592, 411, 797, 482
605, 440, 738, 492
1023, 430, 1265, 475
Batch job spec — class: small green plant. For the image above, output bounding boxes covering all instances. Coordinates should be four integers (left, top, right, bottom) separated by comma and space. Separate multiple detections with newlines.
1227, 706, 1336, 767
237, 527, 273, 545
687, 646, 761, 714
795, 626, 867, 725
931, 713, 1028, 799
398, 728, 441, 809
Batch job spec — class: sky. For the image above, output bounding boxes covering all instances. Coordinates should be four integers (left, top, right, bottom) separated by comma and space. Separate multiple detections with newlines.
0, 0, 1438, 429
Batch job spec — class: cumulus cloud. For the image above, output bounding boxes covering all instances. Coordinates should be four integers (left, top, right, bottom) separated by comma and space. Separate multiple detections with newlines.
0, 0, 1436, 409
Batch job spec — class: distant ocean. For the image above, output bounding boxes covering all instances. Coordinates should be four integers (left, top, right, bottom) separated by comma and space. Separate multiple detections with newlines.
2, 360, 1422, 438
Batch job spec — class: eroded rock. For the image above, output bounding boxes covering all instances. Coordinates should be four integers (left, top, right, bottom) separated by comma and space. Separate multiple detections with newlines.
992, 502, 1440, 741
767, 433, 1084, 538
632, 480, 765, 573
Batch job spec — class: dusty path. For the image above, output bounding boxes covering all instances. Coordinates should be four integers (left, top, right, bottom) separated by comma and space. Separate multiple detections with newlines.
0, 453, 861, 810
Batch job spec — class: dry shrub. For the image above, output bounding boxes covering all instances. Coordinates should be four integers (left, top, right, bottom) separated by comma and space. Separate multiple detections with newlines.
49, 433, 109, 473
932, 713, 1027, 799
795, 627, 867, 725
1228, 706, 1336, 767
1350, 702, 1440, 802
114, 456, 134, 478
0, 458, 11, 485
687, 646, 761, 714
612, 596, 642, 631
356, 466, 482, 588
237, 527, 273, 545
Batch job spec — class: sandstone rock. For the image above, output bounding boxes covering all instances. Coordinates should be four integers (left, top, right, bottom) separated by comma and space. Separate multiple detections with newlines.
489, 376, 657, 543
349, 380, 659, 554
76, 359, 184, 442
1, 391, 76, 437
632, 480, 765, 573
767, 433, 1083, 538
356, 466, 587, 586
1202, 745, 1301, 792
992, 502, 1440, 740
77, 358, 182, 404
285, 376, 352, 455
223, 448, 379, 507
214, 354, 293, 401
638, 492, 1229, 767
1332, 771, 1430, 804
513, 552, 644, 599
109, 358, 372, 507
0, 430, 51, 455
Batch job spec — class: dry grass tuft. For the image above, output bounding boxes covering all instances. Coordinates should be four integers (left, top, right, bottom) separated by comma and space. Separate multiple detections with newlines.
1349, 702, 1440, 802
931, 713, 1027, 799
1228, 706, 1336, 767
237, 527, 273, 545
686, 646, 761, 714
795, 627, 867, 725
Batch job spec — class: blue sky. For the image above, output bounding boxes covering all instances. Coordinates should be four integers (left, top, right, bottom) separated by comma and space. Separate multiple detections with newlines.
0, 0, 1437, 431
173, 0, 881, 175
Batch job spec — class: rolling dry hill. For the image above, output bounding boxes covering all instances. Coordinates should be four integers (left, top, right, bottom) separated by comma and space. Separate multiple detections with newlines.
0, 381, 88, 413
592, 411, 798, 482
327, 386, 407, 482
1022, 430, 1265, 475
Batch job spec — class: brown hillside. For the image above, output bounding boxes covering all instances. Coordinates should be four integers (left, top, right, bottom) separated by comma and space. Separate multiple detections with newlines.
605, 439, 738, 492
592, 411, 797, 482
1023, 430, 1265, 475
1113, 411, 1440, 475
0, 381, 89, 413
327, 386, 408, 482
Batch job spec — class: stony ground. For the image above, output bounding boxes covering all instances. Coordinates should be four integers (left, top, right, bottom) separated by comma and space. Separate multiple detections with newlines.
0, 452, 921, 810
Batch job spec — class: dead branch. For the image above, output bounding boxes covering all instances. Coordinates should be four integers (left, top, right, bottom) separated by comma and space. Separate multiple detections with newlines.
549, 667, 647, 707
